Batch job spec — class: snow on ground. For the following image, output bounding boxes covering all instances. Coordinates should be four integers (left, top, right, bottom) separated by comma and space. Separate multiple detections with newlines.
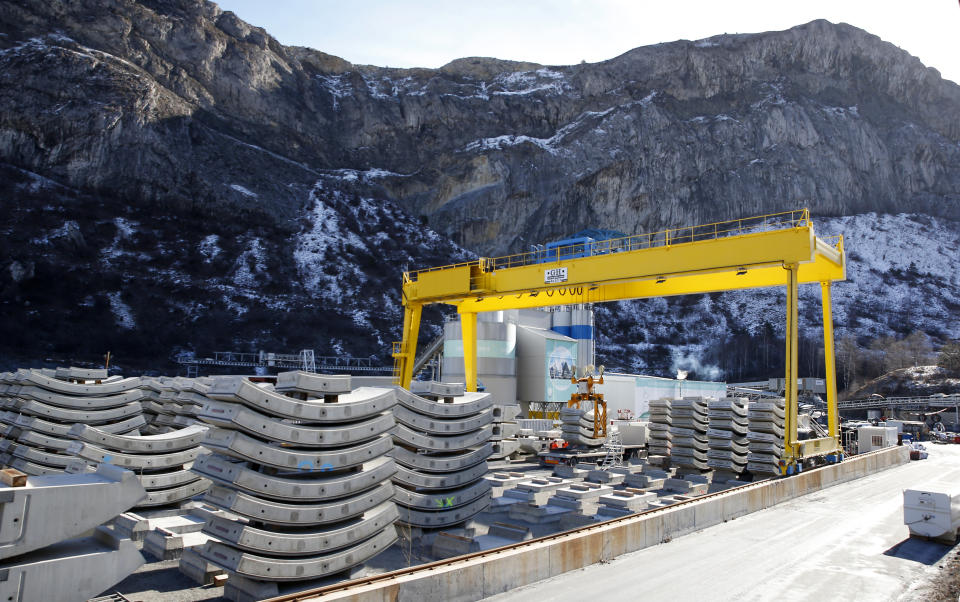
107, 291, 136, 330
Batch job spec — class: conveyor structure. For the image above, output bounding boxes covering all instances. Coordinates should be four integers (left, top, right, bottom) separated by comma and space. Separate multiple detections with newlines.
393, 210, 846, 475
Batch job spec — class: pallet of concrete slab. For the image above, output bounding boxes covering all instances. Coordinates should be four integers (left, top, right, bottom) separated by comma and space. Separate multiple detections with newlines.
207, 377, 394, 422
0, 463, 147, 560
395, 388, 492, 418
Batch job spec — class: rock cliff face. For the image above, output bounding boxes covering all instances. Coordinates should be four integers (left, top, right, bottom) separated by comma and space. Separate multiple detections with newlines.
0, 0, 958, 373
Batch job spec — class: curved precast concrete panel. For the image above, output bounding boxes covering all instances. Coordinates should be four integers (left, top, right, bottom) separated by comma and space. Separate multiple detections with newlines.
202, 429, 394, 472
16, 430, 72, 451
11, 444, 77, 468
0, 464, 146, 560
203, 501, 399, 556
197, 401, 395, 447
192, 453, 397, 502
68, 423, 206, 453
392, 424, 492, 452
390, 443, 493, 473
139, 467, 202, 491
54, 367, 108, 381
14, 370, 142, 396
395, 389, 493, 418
9, 386, 144, 409
274, 371, 352, 395
394, 462, 488, 490
395, 491, 493, 528
208, 378, 396, 422
6, 458, 62, 476
139, 478, 211, 506
66, 440, 201, 470
393, 405, 493, 435
198, 527, 397, 581
14, 399, 142, 425
203, 481, 395, 526
409, 381, 466, 397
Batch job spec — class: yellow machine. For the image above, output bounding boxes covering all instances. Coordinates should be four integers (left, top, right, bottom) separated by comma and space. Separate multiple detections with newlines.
567, 365, 608, 439
393, 210, 846, 475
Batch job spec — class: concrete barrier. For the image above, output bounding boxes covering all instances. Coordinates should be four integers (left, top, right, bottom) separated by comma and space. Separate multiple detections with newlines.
289, 446, 910, 602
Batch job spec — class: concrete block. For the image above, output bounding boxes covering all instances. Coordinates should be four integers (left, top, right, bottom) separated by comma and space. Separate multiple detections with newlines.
68, 422, 206, 453
624, 473, 666, 489
10, 385, 144, 409
180, 547, 227, 586
663, 479, 709, 495
552, 463, 589, 479
492, 404, 522, 422
507, 502, 572, 524
488, 522, 533, 541
14, 370, 142, 396
586, 470, 626, 485
192, 453, 397, 502
554, 482, 613, 500
144, 527, 219, 560
598, 491, 657, 510
432, 531, 480, 559
139, 478, 211, 507
490, 438, 521, 459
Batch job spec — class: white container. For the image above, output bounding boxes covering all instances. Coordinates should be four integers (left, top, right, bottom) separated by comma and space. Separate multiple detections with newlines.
857, 426, 898, 452
904, 487, 960, 539
614, 420, 648, 446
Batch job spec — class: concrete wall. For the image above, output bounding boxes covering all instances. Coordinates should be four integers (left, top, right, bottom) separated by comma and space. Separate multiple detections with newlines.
302, 446, 910, 602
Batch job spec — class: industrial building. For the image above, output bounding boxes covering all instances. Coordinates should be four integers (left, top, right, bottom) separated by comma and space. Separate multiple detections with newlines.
441, 306, 725, 418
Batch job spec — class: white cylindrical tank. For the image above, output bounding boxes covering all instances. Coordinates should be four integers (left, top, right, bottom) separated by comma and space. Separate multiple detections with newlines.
442, 314, 517, 404
904, 487, 960, 539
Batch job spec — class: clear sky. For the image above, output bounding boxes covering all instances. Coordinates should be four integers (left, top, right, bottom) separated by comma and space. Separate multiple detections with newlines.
214, 0, 960, 84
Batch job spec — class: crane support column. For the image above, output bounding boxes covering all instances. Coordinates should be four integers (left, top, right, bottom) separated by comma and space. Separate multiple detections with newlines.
821, 280, 840, 441
784, 263, 800, 470
397, 303, 422, 388
460, 311, 478, 392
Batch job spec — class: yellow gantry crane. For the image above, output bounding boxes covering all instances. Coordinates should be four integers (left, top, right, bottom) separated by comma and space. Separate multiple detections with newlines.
393, 209, 846, 474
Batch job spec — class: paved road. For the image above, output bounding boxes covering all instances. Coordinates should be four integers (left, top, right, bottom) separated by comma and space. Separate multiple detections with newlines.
488, 445, 960, 602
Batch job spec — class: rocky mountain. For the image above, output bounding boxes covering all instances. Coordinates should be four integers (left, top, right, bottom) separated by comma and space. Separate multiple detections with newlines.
1, 0, 958, 379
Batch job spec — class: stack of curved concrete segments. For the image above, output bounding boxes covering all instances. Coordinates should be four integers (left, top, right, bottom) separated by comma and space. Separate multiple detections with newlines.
392, 382, 494, 528
746, 398, 786, 475
0, 368, 146, 475
559, 406, 604, 446
706, 397, 750, 478
489, 404, 522, 459
190, 372, 400, 595
670, 397, 710, 471
647, 398, 673, 460
67, 421, 211, 507
140, 376, 212, 433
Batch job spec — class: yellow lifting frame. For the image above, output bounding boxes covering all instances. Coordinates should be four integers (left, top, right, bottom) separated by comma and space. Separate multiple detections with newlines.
393, 210, 846, 471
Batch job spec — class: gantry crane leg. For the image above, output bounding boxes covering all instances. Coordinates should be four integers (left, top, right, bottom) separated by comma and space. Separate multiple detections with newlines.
783, 263, 800, 473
